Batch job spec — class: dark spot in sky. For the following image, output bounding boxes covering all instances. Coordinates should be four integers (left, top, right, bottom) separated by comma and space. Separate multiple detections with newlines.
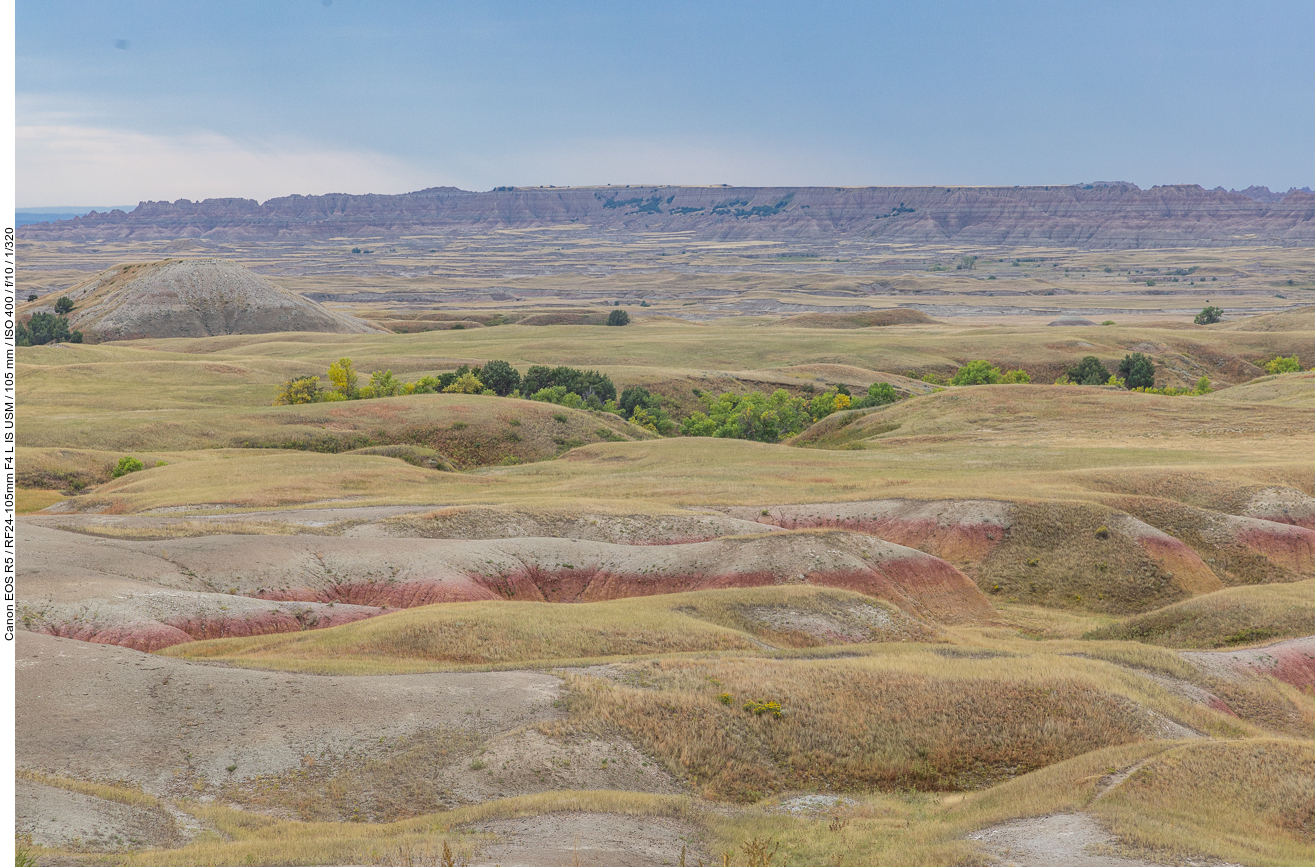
114, 39, 129, 50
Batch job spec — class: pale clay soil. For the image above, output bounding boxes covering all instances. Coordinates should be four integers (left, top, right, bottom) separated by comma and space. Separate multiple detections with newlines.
968, 813, 1239, 867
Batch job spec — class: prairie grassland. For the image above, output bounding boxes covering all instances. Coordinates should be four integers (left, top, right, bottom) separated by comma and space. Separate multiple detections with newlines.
552, 649, 1257, 802
1089, 579, 1315, 647
162, 587, 919, 673
17, 387, 653, 464
16, 315, 1313, 414
34, 433, 1314, 516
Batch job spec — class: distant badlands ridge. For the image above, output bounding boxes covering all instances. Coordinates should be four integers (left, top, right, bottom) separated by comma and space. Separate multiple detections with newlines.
20, 182, 1315, 248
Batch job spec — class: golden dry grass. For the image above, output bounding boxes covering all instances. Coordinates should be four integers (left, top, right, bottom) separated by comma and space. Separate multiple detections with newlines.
549, 644, 1251, 802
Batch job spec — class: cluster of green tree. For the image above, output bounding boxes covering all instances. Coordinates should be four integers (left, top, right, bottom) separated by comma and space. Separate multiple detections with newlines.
276, 358, 914, 443
1265, 355, 1305, 375
520, 365, 616, 402
680, 390, 814, 442
678, 382, 903, 443
16, 297, 83, 345
273, 357, 679, 430
1194, 306, 1224, 325
1053, 353, 1157, 390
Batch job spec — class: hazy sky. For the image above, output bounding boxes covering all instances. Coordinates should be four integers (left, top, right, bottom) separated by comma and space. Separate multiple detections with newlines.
17, 1, 1315, 206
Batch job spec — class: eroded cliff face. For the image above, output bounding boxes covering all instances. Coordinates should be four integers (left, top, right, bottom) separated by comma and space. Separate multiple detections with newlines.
21, 183, 1315, 248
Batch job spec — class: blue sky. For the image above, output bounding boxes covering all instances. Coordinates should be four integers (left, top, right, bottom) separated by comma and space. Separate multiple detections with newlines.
16, 1, 1315, 206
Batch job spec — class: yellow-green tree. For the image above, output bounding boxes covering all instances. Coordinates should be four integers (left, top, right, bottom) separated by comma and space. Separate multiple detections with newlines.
326, 358, 358, 398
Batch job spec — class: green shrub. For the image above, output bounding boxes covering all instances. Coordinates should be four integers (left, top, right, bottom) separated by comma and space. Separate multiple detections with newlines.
442, 372, 484, 394
1265, 355, 1302, 375
951, 360, 1002, 386
619, 385, 658, 418
54, 296, 75, 314
479, 359, 521, 396
1000, 368, 1031, 384
1118, 352, 1156, 389
851, 381, 899, 408
1064, 356, 1112, 386
1129, 376, 1213, 396
274, 375, 323, 405
369, 369, 403, 397
1194, 305, 1223, 325
742, 699, 784, 718
532, 386, 584, 408
807, 388, 852, 421
607, 308, 631, 326
111, 456, 145, 478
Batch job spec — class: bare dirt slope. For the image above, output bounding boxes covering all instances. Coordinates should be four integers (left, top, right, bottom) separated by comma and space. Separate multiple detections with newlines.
24, 258, 380, 340
968, 813, 1170, 867
16, 631, 559, 794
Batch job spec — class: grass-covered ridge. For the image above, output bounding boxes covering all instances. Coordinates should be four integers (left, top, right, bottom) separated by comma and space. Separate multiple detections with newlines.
162, 587, 930, 672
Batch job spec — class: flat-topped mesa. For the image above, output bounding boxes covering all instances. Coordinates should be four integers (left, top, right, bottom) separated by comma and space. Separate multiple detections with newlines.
20, 257, 381, 341
19, 184, 1315, 248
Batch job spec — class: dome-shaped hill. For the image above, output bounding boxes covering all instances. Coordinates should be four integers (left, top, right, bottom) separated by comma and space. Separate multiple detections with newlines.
25, 258, 381, 341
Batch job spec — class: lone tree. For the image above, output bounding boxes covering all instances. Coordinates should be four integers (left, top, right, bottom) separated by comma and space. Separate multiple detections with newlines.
1118, 352, 1156, 389
54, 296, 75, 314
607, 308, 631, 326
1194, 306, 1223, 325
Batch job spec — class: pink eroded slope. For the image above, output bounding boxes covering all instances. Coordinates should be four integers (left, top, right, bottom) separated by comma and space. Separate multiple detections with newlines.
247, 549, 988, 624
1188, 636, 1315, 691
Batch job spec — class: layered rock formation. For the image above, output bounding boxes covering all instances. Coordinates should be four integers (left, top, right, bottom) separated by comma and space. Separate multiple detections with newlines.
19, 183, 1315, 248
23, 258, 380, 340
